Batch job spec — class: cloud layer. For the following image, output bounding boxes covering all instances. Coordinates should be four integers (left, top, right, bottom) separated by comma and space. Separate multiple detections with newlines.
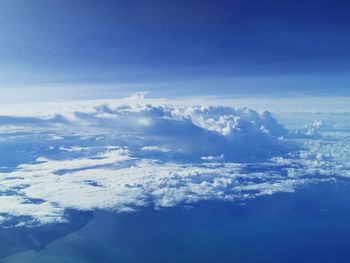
0, 98, 348, 227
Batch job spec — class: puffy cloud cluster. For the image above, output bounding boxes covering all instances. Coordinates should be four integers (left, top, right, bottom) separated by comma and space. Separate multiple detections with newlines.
272, 114, 350, 178
0, 147, 321, 227
0, 98, 289, 162
0, 98, 348, 227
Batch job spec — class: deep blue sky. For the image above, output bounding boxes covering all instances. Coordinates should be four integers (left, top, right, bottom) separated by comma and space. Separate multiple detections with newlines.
1, 0, 350, 101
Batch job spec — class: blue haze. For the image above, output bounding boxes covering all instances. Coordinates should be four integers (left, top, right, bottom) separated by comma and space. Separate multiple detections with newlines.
1, 0, 350, 101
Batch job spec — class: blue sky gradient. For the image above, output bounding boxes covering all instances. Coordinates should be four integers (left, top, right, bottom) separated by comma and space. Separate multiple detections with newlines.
1, 0, 350, 101
1, 3, 350, 260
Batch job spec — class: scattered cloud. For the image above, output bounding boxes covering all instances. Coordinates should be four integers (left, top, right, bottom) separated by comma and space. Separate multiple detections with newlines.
0, 97, 349, 227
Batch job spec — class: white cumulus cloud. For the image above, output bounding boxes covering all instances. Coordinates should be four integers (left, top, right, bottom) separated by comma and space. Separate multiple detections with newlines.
0, 97, 348, 227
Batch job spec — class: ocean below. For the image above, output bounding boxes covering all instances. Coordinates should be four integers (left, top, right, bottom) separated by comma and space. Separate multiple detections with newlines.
2, 179, 350, 263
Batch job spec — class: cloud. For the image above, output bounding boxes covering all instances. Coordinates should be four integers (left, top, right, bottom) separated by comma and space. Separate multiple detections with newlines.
0, 97, 290, 162
0, 97, 348, 227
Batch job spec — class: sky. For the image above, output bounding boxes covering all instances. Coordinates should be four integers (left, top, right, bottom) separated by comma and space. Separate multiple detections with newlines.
0, 0, 350, 103
1, 2, 350, 260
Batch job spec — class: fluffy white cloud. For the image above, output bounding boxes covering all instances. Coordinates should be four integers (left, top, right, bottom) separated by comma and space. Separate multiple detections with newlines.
0, 98, 348, 227
1, 151, 318, 226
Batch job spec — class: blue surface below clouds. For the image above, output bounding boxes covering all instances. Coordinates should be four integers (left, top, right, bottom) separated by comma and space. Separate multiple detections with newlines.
3, 182, 350, 263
